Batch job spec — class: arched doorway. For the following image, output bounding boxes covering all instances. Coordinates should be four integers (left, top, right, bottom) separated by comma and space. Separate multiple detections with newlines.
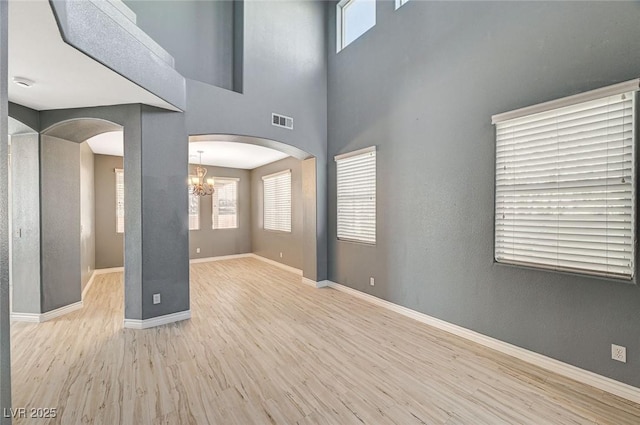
188, 134, 323, 283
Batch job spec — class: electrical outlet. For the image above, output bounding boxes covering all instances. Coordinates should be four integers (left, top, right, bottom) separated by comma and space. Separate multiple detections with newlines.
370, 277, 375, 286
612, 344, 627, 363
280, 252, 283, 258
153, 293, 161, 305
196, 248, 200, 254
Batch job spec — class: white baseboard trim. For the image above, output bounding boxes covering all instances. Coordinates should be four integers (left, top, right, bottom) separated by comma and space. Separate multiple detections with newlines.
94, 266, 124, 275
42, 301, 84, 322
10, 313, 41, 323
190, 253, 252, 264
327, 281, 640, 404
124, 310, 191, 330
82, 270, 97, 300
11, 301, 84, 323
301, 277, 330, 288
250, 254, 303, 276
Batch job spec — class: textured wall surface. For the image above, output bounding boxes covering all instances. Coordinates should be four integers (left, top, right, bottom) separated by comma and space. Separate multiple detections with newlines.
139, 106, 189, 320
327, 0, 640, 387
40, 135, 81, 313
251, 157, 303, 270
0, 0, 11, 419
10, 133, 41, 314
40, 106, 146, 321
124, 0, 235, 90
188, 164, 251, 259
80, 142, 95, 292
94, 154, 124, 269
185, 0, 328, 279
94, 156, 252, 266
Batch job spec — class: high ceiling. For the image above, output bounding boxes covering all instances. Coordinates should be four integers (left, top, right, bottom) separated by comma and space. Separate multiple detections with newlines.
87, 132, 290, 170
8, 0, 176, 111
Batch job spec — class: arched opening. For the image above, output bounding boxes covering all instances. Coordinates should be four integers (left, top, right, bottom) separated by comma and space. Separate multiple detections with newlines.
188, 134, 321, 282
7, 118, 124, 324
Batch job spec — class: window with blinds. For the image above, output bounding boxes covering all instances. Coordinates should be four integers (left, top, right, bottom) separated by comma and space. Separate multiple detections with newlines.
263, 170, 291, 232
213, 178, 239, 229
336, 147, 376, 244
188, 182, 200, 230
115, 168, 124, 234
493, 86, 636, 279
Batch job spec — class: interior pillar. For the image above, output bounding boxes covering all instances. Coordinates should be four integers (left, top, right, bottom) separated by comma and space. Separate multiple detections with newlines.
0, 0, 13, 422
302, 157, 328, 282
10, 134, 41, 316
124, 106, 189, 326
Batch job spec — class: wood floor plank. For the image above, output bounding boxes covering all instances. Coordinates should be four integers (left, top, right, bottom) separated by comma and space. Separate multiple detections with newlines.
9, 257, 640, 424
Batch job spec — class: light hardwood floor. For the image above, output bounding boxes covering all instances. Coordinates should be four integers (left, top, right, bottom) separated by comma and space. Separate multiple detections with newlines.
10, 257, 640, 424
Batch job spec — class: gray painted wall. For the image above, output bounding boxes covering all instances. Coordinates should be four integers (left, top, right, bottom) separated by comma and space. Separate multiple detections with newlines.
251, 157, 303, 270
94, 156, 251, 267
327, 0, 640, 387
10, 133, 41, 314
0, 0, 11, 418
185, 0, 328, 279
40, 135, 81, 312
138, 106, 189, 320
39, 105, 191, 322
94, 154, 124, 269
124, 0, 235, 90
188, 164, 251, 259
80, 142, 95, 292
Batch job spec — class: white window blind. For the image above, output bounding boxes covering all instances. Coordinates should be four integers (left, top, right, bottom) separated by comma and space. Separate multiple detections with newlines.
212, 178, 239, 229
263, 170, 291, 232
494, 90, 636, 279
115, 168, 124, 234
336, 147, 376, 244
188, 182, 200, 230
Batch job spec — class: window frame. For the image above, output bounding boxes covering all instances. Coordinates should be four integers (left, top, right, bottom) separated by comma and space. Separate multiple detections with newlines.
115, 168, 124, 234
335, 146, 377, 245
395, 0, 409, 10
187, 181, 200, 231
336, 0, 376, 52
492, 80, 639, 280
212, 177, 240, 230
262, 169, 292, 233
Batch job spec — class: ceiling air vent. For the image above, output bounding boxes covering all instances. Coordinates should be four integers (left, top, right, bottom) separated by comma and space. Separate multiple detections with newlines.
272, 113, 293, 130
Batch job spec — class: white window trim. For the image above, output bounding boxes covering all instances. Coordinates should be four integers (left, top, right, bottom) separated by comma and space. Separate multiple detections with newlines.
115, 168, 124, 234
493, 82, 638, 280
492, 78, 640, 124
188, 185, 200, 231
212, 177, 240, 230
395, 0, 409, 10
262, 169, 292, 233
336, 0, 376, 53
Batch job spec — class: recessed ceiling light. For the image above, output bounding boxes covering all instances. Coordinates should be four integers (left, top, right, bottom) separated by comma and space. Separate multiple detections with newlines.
12, 77, 34, 88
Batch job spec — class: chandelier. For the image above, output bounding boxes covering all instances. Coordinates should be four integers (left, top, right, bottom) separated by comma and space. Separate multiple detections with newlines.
189, 151, 215, 196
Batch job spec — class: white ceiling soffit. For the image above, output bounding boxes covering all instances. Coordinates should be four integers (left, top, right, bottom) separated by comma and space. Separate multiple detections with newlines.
188, 142, 290, 169
8, 0, 177, 111
86, 131, 124, 157
87, 134, 291, 170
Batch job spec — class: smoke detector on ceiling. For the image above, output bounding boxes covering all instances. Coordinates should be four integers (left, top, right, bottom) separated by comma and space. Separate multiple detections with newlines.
12, 77, 34, 88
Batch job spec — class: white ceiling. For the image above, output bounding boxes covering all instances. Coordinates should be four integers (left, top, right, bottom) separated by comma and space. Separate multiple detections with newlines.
87, 132, 290, 170
8, 0, 176, 111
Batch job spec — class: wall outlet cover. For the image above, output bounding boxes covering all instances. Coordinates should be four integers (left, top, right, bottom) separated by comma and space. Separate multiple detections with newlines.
612, 344, 627, 363
153, 293, 161, 305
